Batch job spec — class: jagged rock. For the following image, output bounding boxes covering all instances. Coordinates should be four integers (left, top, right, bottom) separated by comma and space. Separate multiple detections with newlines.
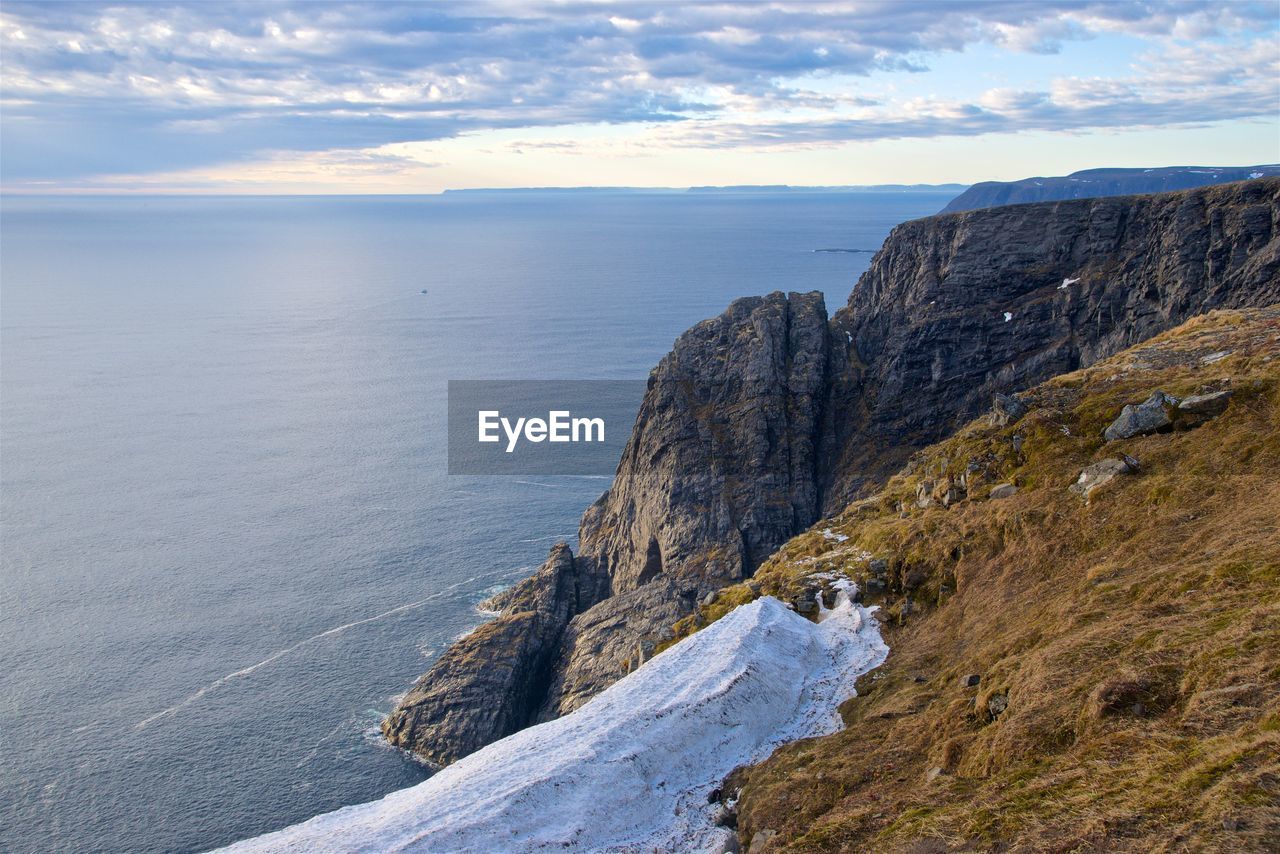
540, 291, 833, 719
1103, 391, 1176, 441
1178, 389, 1232, 416
988, 483, 1018, 500
381, 544, 583, 766
822, 179, 1280, 507
990, 393, 1030, 426
1069, 458, 1137, 500
389, 180, 1280, 763
935, 478, 965, 507
538, 578, 693, 718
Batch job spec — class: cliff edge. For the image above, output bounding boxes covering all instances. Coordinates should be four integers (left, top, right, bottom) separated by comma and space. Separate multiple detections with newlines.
385, 178, 1280, 766
700, 305, 1280, 851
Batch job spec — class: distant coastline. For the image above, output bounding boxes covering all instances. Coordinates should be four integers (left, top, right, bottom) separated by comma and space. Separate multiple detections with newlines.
441, 183, 970, 196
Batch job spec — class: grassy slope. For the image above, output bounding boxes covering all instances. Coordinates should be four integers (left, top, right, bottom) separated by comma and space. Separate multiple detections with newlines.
675, 307, 1280, 851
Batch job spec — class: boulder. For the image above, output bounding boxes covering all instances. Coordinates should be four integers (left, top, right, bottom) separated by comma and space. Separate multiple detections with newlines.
962, 674, 982, 687
1069, 458, 1137, 500
1103, 391, 1176, 441
1177, 389, 1232, 417
747, 829, 777, 854
990, 393, 1030, 426
988, 483, 1018, 500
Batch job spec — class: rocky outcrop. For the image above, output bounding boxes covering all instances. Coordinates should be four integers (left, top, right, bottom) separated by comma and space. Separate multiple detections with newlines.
381, 544, 585, 766
386, 178, 1280, 765
819, 177, 1280, 506
1069, 458, 1138, 501
543, 290, 833, 717
940, 165, 1279, 213
1104, 391, 1176, 441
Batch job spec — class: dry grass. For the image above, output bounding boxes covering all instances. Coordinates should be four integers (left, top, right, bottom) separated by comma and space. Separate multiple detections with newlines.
688, 308, 1280, 851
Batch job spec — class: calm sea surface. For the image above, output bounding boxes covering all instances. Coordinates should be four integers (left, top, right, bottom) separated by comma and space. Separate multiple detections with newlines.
0, 191, 954, 852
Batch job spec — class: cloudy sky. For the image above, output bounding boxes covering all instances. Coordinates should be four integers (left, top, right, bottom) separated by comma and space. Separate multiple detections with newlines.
2, 1, 1277, 193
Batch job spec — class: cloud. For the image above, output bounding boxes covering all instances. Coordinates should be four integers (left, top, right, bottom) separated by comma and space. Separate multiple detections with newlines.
1, 1, 1276, 184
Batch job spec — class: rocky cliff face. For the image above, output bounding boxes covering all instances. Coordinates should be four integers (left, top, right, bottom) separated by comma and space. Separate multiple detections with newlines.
940, 166, 1279, 213
541, 291, 831, 718
382, 544, 584, 765
386, 178, 1280, 765
819, 176, 1280, 506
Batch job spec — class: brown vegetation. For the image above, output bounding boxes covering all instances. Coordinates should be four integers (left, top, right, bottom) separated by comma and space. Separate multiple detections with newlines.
680, 308, 1280, 851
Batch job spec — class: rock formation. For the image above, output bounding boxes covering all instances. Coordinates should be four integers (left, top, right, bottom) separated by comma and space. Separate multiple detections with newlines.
386, 178, 1280, 765
382, 544, 585, 765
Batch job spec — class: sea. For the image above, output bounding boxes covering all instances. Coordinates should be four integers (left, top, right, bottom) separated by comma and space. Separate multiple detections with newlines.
0, 190, 955, 852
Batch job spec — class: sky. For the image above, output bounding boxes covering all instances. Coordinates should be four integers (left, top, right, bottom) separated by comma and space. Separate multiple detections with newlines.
1, 1, 1277, 194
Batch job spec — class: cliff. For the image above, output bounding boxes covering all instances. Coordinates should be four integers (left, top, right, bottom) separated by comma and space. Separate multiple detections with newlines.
940, 165, 1279, 213
385, 178, 1280, 766
694, 306, 1280, 851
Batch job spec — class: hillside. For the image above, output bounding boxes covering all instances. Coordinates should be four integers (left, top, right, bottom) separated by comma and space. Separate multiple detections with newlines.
673, 307, 1280, 851
941, 166, 1280, 213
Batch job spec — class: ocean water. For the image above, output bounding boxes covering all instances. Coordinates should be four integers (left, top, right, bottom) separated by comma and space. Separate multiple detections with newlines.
0, 190, 954, 853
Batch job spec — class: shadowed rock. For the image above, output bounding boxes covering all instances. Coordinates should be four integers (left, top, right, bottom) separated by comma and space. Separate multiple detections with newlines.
1104, 391, 1176, 441
381, 544, 585, 766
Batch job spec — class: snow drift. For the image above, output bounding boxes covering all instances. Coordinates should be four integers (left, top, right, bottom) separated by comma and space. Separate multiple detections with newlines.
223, 589, 887, 853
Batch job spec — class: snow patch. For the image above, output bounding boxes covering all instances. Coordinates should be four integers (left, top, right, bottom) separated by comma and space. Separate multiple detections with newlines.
821, 527, 849, 543
222, 595, 888, 853
1060, 277, 1080, 289
1003, 311, 1013, 323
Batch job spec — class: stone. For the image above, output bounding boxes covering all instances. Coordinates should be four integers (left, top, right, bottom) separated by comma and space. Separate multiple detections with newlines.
747, 829, 777, 854
1103, 391, 1175, 441
962, 674, 981, 687
987, 694, 1009, 718
1177, 389, 1232, 416
988, 483, 1018, 499
1069, 458, 1136, 500
926, 766, 946, 782
990, 393, 1029, 426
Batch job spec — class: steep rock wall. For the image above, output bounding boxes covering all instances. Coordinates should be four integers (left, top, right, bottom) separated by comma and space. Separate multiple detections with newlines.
386, 178, 1280, 764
